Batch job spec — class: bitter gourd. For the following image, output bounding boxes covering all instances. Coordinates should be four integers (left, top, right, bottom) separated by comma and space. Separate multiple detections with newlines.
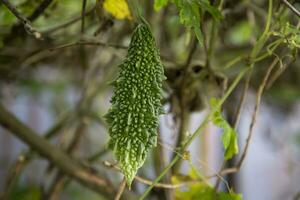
105, 22, 165, 186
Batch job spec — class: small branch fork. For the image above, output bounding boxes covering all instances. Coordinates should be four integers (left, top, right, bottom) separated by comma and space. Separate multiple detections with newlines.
1, 0, 42, 39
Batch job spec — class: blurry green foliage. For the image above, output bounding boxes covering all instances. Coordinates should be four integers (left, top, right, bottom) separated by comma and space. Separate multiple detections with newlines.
268, 85, 300, 104
175, 183, 242, 200
65, 182, 107, 200
10, 185, 41, 200
154, 0, 168, 11
35, 0, 83, 29
227, 20, 253, 45
173, 174, 241, 200
20, 79, 67, 94
294, 132, 300, 148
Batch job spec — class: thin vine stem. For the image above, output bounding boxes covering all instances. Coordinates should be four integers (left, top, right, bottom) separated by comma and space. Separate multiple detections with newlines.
250, 0, 273, 59
127, 0, 143, 23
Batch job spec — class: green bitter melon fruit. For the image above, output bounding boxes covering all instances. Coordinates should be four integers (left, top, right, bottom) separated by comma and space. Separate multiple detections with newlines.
105, 22, 165, 186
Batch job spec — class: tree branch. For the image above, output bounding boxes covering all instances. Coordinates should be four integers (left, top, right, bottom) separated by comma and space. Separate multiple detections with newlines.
28, 0, 54, 21
115, 178, 126, 200
0, 104, 114, 197
1, 0, 42, 39
81, 0, 87, 34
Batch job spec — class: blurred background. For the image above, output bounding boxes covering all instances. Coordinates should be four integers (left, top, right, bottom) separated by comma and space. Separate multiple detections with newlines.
1, 0, 300, 199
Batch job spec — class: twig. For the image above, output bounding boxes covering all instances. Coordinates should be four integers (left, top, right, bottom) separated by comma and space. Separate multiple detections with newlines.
1, 155, 29, 200
28, 0, 54, 21
172, 39, 197, 172
185, 40, 198, 68
282, 0, 300, 18
115, 178, 126, 200
266, 58, 293, 89
153, 129, 171, 198
236, 57, 278, 168
46, 172, 65, 200
81, 0, 87, 34
206, 167, 239, 178
46, 148, 109, 200
158, 137, 230, 191
48, 40, 127, 51
1, 0, 42, 39
172, 106, 190, 173
43, 6, 95, 35
233, 71, 252, 129
103, 161, 202, 189
205, 0, 224, 70
0, 104, 114, 197
134, 176, 199, 189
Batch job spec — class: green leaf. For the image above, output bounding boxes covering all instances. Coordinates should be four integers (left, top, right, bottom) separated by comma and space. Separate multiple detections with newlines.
173, 0, 203, 44
219, 191, 242, 200
154, 0, 168, 11
210, 98, 239, 160
199, 0, 223, 21
172, 0, 222, 44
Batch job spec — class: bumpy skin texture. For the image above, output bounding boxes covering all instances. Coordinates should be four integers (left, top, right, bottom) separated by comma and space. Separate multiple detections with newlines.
105, 23, 165, 186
